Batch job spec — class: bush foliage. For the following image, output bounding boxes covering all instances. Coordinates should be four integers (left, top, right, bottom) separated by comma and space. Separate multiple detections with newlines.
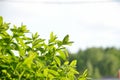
0, 16, 87, 80
69, 47, 120, 78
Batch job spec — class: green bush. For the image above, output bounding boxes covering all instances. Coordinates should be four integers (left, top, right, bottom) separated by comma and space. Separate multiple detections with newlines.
0, 16, 87, 80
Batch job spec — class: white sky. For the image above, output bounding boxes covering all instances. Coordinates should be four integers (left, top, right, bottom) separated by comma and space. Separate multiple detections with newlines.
0, 0, 120, 52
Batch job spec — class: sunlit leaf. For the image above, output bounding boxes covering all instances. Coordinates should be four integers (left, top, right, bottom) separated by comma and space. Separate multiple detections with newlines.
43, 68, 48, 76
49, 69, 59, 76
32, 39, 44, 48
64, 61, 69, 65
57, 50, 66, 60
54, 56, 61, 66
0, 16, 3, 26
32, 32, 39, 40
23, 51, 37, 68
49, 32, 57, 43
70, 60, 77, 67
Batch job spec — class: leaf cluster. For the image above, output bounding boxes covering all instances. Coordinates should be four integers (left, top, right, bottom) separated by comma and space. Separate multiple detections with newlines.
0, 16, 87, 80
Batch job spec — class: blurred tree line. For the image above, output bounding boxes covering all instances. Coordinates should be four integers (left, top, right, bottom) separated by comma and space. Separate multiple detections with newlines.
68, 47, 120, 78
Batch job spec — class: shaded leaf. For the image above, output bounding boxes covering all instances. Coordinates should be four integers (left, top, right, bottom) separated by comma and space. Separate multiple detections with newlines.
63, 35, 69, 44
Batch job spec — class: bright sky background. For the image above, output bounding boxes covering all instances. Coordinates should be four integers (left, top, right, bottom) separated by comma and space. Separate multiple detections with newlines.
0, 0, 120, 53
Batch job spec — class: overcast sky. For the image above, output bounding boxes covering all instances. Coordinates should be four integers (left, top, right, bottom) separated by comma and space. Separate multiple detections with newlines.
0, 0, 120, 52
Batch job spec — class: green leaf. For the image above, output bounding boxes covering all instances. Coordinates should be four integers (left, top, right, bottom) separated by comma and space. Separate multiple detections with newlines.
22, 36, 31, 40
49, 69, 59, 76
61, 77, 69, 80
17, 38, 25, 47
11, 42, 19, 50
48, 74, 55, 80
0, 65, 9, 68
10, 25, 17, 33
19, 47, 25, 57
20, 24, 29, 33
32, 32, 39, 40
62, 35, 73, 45
63, 35, 69, 44
57, 50, 66, 60
3, 23, 9, 30
23, 51, 37, 68
78, 69, 88, 80
69, 67, 79, 74
0, 16, 3, 26
64, 61, 69, 65
33, 44, 43, 49
70, 60, 77, 67
78, 77, 87, 80
32, 39, 44, 48
2, 70, 7, 73
66, 41, 74, 46
56, 40, 62, 47
64, 49, 69, 57
25, 41, 32, 44
49, 32, 57, 43
83, 69, 88, 77
19, 70, 25, 79
54, 56, 61, 66
43, 68, 48, 77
